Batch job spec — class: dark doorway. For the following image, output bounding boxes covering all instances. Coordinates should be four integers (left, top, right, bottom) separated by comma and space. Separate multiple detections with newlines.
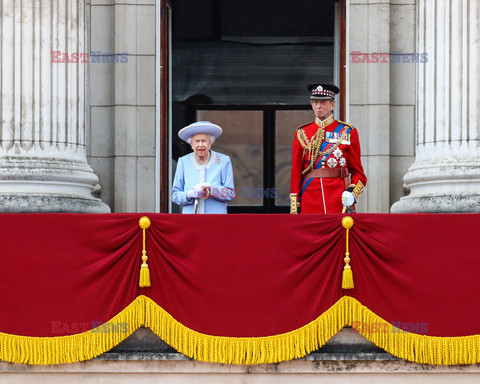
170, 0, 339, 213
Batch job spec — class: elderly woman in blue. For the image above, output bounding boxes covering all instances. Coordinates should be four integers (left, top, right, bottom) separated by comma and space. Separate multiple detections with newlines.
172, 121, 235, 214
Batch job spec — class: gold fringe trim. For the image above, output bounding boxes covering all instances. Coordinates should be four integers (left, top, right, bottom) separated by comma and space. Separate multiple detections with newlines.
144, 295, 345, 365
145, 296, 480, 366
0, 296, 145, 365
2, 295, 480, 366
344, 296, 480, 365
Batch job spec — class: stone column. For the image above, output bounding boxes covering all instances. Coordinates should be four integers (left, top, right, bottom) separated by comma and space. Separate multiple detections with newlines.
391, 0, 480, 213
0, 0, 110, 212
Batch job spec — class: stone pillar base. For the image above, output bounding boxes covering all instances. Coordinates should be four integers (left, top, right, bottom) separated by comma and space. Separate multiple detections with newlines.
0, 157, 111, 213
0, 194, 110, 213
391, 194, 480, 213
391, 160, 480, 213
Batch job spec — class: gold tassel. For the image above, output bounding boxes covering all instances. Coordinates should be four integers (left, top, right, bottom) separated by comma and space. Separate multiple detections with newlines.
139, 216, 151, 288
139, 251, 151, 288
342, 263, 354, 289
342, 216, 354, 289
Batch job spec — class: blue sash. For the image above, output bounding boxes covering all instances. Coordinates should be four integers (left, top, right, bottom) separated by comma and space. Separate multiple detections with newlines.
301, 124, 346, 196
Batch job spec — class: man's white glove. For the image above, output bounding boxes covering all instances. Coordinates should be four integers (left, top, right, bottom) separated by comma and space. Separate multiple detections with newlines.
341, 191, 356, 207
187, 184, 203, 200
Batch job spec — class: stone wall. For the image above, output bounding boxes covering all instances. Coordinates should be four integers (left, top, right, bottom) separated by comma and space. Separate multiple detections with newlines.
88, 0, 157, 212
349, 0, 416, 213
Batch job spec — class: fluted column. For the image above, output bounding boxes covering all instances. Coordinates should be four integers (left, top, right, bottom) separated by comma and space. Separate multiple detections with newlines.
0, 0, 110, 212
391, 0, 480, 213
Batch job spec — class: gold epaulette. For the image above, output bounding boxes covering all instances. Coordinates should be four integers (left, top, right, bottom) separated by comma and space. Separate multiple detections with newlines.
296, 121, 315, 131
336, 120, 355, 129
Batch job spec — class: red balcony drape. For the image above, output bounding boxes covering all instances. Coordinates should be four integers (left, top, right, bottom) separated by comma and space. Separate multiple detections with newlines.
0, 213, 479, 365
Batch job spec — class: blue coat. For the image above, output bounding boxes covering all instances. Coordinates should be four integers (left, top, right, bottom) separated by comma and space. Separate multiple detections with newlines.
172, 151, 235, 214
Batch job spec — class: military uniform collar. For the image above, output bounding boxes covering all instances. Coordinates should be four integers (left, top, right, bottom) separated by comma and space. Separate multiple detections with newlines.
315, 115, 335, 128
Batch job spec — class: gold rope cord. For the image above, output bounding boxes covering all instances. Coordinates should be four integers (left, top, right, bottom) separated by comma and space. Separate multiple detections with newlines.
297, 126, 325, 175
297, 126, 350, 176
342, 216, 354, 289
139, 216, 152, 288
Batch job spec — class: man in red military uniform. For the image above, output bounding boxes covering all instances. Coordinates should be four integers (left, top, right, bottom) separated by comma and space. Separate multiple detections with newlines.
290, 82, 367, 214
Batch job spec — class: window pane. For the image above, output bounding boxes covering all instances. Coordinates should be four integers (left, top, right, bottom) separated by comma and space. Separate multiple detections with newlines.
197, 110, 264, 206
275, 110, 314, 206
174, 43, 334, 105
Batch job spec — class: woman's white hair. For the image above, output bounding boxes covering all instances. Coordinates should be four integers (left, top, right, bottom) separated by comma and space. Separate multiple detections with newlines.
187, 134, 216, 145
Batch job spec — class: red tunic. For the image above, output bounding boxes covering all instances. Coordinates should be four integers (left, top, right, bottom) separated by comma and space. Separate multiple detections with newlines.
290, 119, 367, 214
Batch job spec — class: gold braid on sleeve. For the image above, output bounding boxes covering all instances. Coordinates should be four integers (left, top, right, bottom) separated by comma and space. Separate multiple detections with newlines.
352, 181, 365, 201
290, 193, 300, 214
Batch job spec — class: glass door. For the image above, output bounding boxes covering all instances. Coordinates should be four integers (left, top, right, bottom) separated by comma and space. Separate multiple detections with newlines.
169, 0, 342, 213
196, 107, 313, 213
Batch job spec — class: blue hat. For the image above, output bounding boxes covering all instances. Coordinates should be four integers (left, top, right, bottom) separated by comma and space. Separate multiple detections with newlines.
308, 83, 340, 100
178, 121, 223, 143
